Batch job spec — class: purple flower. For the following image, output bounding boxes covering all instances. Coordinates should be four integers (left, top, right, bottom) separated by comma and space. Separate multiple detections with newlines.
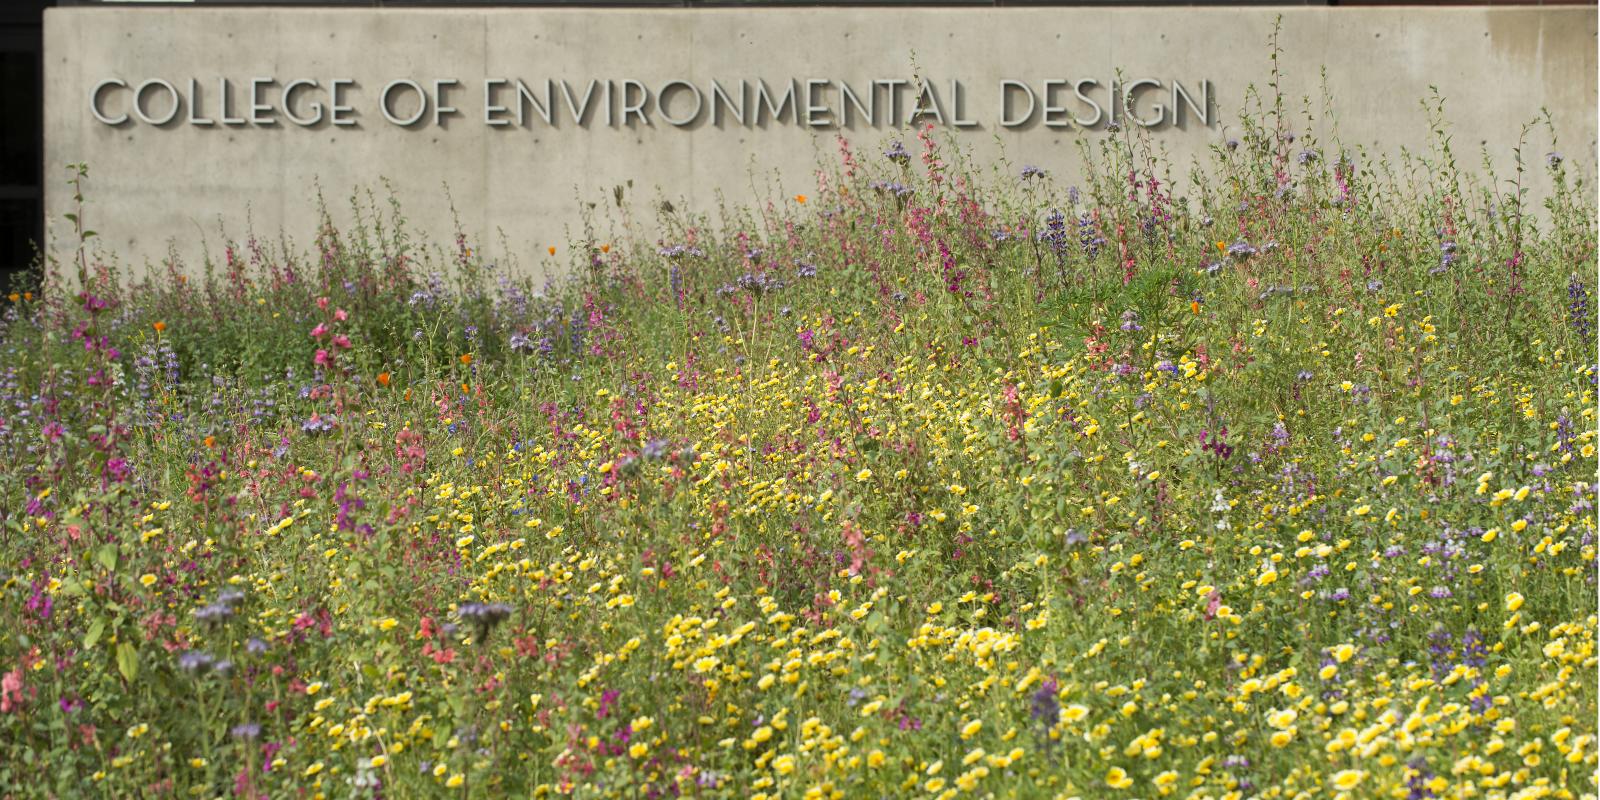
1226, 240, 1257, 259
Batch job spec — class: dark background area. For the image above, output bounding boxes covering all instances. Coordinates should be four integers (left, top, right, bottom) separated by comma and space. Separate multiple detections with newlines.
6, 0, 1592, 289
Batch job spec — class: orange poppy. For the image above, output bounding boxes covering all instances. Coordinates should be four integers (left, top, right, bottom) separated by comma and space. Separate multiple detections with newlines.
548, 246, 557, 256
153, 321, 167, 333
203, 435, 215, 448
601, 244, 610, 254
377, 372, 391, 387
459, 354, 473, 365
795, 194, 807, 204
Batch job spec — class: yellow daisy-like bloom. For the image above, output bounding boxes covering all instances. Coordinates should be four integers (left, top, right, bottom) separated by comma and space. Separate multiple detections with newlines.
1106, 766, 1134, 789
1331, 769, 1365, 791
139, 574, 157, 587
1505, 592, 1525, 612
445, 773, 465, 788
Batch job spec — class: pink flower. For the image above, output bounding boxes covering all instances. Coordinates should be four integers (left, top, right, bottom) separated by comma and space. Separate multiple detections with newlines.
314, 349, 333, 368
310, 323, 328, 339
334, 308, 348, 322
331, 334, 351, 350
316, 296, 330, 310
1, 668, 24, 713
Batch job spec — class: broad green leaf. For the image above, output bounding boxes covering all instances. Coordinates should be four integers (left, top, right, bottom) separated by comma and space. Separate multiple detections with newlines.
116, 641, 139, 682
83, 618, 106, 650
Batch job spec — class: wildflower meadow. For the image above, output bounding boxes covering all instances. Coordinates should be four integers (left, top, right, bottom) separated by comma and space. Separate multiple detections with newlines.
1, 74, 1596, 800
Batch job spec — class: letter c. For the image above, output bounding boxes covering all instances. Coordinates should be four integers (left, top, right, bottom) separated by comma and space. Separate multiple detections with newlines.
91, 79, 128, 125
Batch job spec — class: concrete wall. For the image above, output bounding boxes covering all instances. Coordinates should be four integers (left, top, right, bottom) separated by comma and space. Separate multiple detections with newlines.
43, 7, 1597, 276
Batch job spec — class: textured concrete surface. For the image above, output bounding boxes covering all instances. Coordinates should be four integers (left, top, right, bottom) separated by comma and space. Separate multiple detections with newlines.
43, 7, 1597, 276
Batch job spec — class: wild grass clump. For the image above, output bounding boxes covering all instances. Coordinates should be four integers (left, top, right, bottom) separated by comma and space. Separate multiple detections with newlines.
0, 69, 1594, 799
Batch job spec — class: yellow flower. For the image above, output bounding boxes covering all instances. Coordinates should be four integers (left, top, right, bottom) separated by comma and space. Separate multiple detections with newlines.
856, 469, 873, 481
139, 574, 157, 587
304, 762, 324, 777
1505, 592, 1524, 612
629, 742, 649, 758
445, 773, 465, 788
1106, 766, 1134, 789
369, 755, 388, 768
960, 719, 982, 739
772, 755, 796, 775
1332, 769, 1365, 791
305, 682, 323, 695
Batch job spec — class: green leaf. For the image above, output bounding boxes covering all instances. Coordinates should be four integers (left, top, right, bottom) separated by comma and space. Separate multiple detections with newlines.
83, 618, 106, 650
96, 544, 118, 571
116, 641, 139, 682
